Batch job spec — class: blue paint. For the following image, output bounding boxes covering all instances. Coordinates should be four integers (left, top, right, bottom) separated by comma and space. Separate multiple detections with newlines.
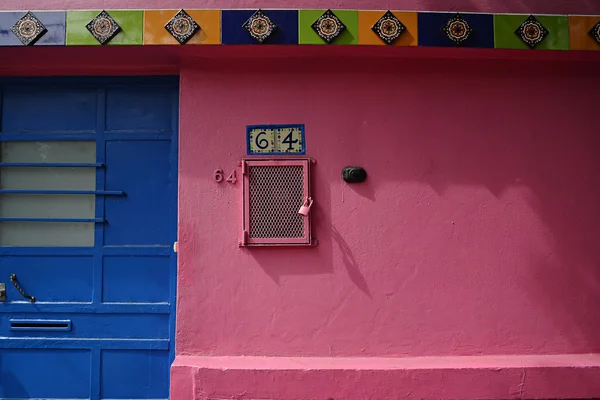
106, 86, 174, 132
222, 9, 299, 45
246, 123, 306, 155
417, 12, 494, 48
101, 350, 170, 399
2, 86, 97, 131
103, 256, 170, 303
0, 255, 94, 302
0, 11, 66, 46
0, 349, 90, 399
3, 313, 169, 338
0, 77, 178, 400
104, 141, 172, 245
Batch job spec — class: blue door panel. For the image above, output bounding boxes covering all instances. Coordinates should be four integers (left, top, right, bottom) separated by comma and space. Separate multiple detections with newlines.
104, 141, 172, 246
101, 349, 170, 399
103, 255, 170, 303
0, 77, 178, 400
0, 255, 93, 302
0, 349, 91, 399
1, 86, 97, 132
105, 87, 174, 132
2, 313, 169, 338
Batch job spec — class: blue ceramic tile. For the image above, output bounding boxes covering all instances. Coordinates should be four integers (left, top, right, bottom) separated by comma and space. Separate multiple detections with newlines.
222, 9, 298, 44
418, 12, 494, 48
0, 11, 65, 46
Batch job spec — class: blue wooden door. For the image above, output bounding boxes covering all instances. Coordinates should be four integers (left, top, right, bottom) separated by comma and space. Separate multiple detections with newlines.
0, 77, 179, 400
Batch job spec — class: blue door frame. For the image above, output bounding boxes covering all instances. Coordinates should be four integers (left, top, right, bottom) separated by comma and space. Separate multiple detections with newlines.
0, 76, 179, 400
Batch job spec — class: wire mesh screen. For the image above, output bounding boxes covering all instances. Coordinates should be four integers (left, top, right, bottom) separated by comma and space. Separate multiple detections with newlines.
248, 165, 305, 239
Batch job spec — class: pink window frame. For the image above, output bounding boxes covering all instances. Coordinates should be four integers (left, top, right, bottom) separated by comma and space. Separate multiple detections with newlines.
241, 158, 312, 246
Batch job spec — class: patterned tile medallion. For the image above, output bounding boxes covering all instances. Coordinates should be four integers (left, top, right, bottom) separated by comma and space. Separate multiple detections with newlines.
85, 10, 121, 44
441, 13, 472, 44
515, 15, 548, 48
311, 9, 346, 44
242, 9, 277, 43
10, 11, 48, 46
371, 10, 406, 45
588, 20, 600, 44
164, 9, 200, 44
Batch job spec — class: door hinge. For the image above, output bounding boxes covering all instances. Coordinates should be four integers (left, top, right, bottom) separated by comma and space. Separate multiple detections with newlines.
173, 241, 178, 253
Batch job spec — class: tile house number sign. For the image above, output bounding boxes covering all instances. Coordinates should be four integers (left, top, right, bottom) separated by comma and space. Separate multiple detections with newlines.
247, 124, 306, 155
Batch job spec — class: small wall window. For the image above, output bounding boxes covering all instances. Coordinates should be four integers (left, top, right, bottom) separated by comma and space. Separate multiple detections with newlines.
241, 159, 313, 246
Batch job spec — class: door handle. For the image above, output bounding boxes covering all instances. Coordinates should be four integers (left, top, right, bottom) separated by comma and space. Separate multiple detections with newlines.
0, 283, 5, 301
10, 274, 35, 302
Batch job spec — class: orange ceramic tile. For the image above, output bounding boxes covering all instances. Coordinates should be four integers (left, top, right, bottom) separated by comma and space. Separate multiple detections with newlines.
569, 15, 600, 51
144, 9, 220, 45
358, 11, 418, 46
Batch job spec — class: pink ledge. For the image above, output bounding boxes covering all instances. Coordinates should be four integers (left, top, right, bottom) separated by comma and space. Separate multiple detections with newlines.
171, 354, 600, 400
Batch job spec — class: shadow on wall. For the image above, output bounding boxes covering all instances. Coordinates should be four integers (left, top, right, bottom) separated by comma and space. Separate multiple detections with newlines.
248, 164, 372, 297
418, 0, 600, 14
204, 53, 600, 356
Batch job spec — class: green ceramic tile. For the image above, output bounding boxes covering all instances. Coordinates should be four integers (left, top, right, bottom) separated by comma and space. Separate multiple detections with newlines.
66, 10, 143, 46
494, 14, 569, 50
299, 10, 358, 45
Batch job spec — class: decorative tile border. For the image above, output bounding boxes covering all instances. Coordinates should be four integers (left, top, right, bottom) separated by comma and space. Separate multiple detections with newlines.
0, 9, 599, 50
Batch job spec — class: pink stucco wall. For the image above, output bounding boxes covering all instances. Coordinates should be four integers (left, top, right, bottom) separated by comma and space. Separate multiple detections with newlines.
3, 0, 600, 15
171, 49, 600, 398
177, 53, 600, 358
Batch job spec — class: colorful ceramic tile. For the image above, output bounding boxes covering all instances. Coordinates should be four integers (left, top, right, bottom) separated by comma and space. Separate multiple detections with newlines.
494, 14, 569, 50
164, 9, 200, 44
311, 9, 346, 44
358, 11, 418, 46
10, 11, 47, 45
441, 13, 472, 44
418, 12, 493, 48
299, 10, 358, 45
371, 11, 406, 45
242, 9, 277, 43
589, 21, 600, 43
515, 15, 548, 48
247, 127, 276, 155
222, 10, 297, 45
86, 10, 121, 44
275, 126, 304, 154
247, 125, 306, 155
66, 10, 143, 46
569, 16, 600, 50
144, 10, 220, 45
0, 11, 65, 46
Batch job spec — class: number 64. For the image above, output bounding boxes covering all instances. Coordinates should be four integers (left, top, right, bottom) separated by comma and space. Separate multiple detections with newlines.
214, 169, 237, 184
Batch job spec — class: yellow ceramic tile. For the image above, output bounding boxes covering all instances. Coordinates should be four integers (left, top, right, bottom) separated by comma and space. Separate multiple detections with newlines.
569, 15, 600, 51
358, 11, 418, 46
144, 9, 220, 45
248, 127, 275, 154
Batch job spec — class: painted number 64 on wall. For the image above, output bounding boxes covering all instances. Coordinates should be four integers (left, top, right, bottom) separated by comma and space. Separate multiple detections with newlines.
246, 124, 306, 155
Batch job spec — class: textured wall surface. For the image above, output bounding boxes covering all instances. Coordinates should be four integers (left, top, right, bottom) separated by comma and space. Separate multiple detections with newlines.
2, 0, 600, 14
176, 55, 600, 358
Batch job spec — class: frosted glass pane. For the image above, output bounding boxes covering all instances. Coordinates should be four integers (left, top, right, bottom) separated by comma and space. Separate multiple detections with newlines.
1, 141, 96, 163
0, 222, 94, 247
0, 141, 96, 247
0, 195, 94, 219
1, 167, 95, 190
